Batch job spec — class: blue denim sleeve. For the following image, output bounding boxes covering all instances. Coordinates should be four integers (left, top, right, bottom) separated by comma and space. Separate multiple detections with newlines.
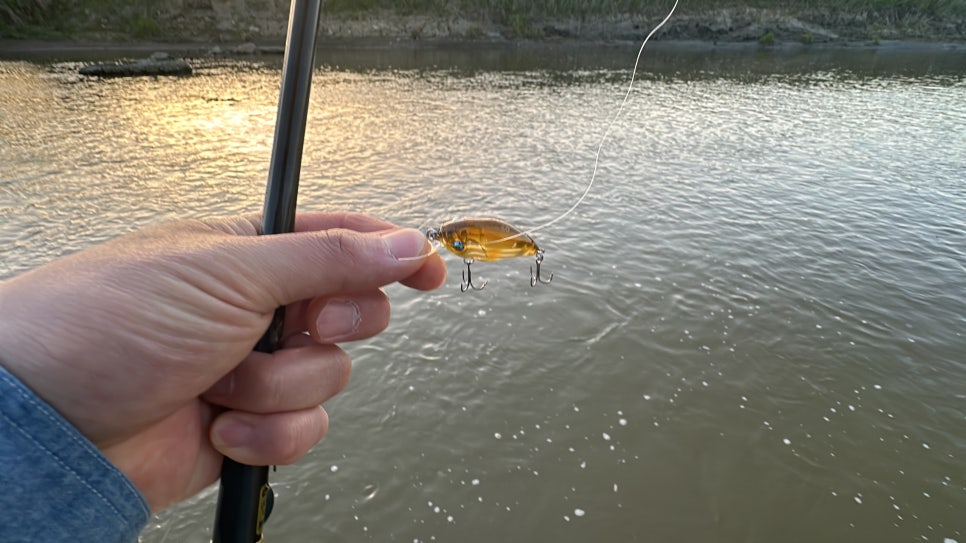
0, 365, 150, 543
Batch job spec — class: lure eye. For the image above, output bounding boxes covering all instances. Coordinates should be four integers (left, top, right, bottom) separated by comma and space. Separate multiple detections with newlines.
452, 240, 465, 252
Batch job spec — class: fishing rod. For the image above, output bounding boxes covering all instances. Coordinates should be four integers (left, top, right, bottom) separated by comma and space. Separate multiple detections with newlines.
211, 0, 323, 541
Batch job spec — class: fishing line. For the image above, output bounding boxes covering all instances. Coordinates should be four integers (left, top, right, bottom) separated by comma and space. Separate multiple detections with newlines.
492, 0, 680, 244
402, 0, 679, 268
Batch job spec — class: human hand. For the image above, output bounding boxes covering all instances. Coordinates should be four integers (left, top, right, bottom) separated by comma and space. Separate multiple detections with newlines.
0, 212, 445, 512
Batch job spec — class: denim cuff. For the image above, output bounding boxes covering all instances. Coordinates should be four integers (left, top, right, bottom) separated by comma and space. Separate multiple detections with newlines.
0, 365, 150, 543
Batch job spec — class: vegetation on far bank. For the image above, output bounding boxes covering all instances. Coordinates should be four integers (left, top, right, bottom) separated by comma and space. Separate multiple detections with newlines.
324, 0, 965, 17
2, 0, 964, 42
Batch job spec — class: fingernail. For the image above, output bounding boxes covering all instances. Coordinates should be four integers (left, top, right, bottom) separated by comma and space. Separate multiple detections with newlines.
212, 418, 253, 450
382, 228, 430, 260
316, 299, 361, 341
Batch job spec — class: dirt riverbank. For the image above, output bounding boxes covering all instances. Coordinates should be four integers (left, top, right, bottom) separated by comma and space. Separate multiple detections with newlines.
2, 4, 964, 51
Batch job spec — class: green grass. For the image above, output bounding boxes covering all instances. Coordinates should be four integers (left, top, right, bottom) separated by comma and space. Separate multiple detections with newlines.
128, 14, 161, 39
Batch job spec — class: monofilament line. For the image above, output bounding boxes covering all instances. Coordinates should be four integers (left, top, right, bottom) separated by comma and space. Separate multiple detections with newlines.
495, 0, 680, 244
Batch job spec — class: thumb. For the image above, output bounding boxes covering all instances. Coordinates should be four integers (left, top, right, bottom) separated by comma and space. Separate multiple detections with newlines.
238, 226, 437, 307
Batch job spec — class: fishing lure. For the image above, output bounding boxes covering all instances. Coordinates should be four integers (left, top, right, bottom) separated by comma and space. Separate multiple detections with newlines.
427, 0, 679, 292
426, 218, 553, 291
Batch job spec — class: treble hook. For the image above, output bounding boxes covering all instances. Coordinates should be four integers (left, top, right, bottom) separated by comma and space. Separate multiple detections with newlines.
461, 258, 487, 292
530, 251, 553, 287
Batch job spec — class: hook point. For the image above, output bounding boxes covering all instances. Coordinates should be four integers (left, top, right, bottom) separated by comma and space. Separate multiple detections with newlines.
530, 253, 553, 287
461, 259, 486, 291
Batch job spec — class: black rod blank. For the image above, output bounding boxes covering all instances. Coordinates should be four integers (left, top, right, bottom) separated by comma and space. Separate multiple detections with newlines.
211, 0, 323, 541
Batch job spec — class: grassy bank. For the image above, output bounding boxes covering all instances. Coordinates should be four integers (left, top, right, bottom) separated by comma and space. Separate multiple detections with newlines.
2, 0, 964, 42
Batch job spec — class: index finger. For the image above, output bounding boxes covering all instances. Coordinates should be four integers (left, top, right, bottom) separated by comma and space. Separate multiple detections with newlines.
213, 212, 403, 237
293, 212, 399, 234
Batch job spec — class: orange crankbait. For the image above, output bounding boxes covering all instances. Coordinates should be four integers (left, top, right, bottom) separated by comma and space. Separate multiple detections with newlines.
426, 218, 553, 291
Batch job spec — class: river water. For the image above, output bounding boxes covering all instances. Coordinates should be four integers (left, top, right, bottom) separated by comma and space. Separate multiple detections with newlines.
1, 43, 964, 542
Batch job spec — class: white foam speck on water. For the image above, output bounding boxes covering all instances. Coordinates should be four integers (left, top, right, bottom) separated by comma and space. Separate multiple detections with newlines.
574, 508, 585, 517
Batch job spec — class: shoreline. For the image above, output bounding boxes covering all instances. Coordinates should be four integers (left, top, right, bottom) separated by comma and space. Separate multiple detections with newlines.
3, 35, 965, 60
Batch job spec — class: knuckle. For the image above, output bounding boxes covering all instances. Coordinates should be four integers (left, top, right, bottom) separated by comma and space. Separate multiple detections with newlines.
310, 229, 373, 290
332, 350, 353, 394
272, 409, 326, 465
